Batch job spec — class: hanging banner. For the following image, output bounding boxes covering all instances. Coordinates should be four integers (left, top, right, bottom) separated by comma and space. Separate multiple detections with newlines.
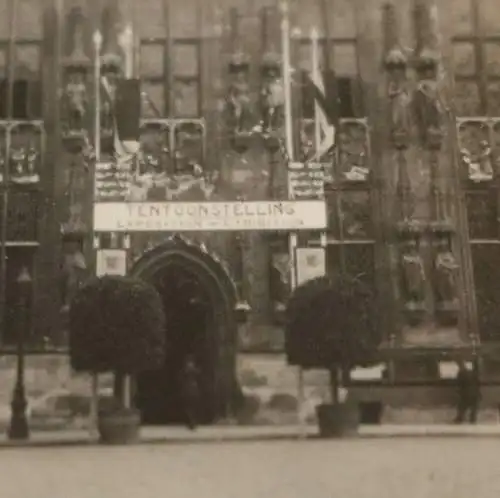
296, 247, 326, 285
93, 200, 327, 232
95, 249, 127, 277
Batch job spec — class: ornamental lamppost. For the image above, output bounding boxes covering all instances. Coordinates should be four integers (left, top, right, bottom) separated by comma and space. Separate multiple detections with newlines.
7, 266, 32, 440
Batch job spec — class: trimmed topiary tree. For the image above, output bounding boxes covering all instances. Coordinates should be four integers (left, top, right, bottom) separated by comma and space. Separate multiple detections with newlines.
69, 275, 166, 442
69, 275, 166, 373
285, 273, 381, 435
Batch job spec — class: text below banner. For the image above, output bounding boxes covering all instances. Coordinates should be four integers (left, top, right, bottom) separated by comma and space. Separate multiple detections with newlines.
93, 200, 327, 232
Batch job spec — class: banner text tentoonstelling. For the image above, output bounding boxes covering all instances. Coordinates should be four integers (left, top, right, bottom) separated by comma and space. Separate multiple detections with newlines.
93, 201, 327, 232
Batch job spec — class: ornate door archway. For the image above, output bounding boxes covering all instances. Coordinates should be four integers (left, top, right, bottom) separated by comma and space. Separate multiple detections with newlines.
130, 236, 240, 423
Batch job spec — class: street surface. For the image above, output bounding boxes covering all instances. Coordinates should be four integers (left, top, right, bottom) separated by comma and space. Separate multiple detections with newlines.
2, 438, 500, 498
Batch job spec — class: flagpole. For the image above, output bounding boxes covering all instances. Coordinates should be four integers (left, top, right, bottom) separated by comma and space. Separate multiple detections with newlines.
89, 29, 103, 441
281, 1, 295, 282
311, 28, 321, 165
117, 22, 134, 408
93, 31, 103, 163
281, 0, 305, 440
311, 27, 328, 249
282, 2, 294, 166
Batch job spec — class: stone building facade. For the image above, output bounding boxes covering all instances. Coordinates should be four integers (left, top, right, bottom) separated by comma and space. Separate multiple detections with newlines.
0, 0, 500, 426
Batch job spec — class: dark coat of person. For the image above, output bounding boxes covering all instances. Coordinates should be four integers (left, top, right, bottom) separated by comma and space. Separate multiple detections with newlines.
180, 359, 200, 430
457, 364, 481, 403
181, 360, 200, 402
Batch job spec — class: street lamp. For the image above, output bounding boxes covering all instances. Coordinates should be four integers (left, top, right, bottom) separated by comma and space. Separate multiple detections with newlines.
7, 266, 32, 440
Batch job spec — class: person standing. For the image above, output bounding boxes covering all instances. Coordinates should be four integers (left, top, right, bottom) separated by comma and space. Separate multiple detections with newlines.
454, 360, 481, 424
181, 355, 200, 430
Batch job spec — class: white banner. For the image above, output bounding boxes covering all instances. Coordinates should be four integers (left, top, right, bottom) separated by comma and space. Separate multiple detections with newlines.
93, 201, 327, 232
296, 248, 326, 285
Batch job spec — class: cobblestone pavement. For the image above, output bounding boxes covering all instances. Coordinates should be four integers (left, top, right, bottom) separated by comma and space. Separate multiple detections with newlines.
2, 438, 500, 498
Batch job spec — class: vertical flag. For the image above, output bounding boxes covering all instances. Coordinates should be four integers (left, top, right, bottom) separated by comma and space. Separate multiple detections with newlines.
116, 23, 141, 157
114, 79, 141, 155
306, 29, 336, 162
99, 23, 141, 162
100, 74, 141, 161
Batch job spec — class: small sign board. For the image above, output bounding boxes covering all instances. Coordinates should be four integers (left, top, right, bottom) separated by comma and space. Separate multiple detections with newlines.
287, 162, 325, 200
94, 161, 132, 202
96, 249, 127, 277
296, 247, 326, 285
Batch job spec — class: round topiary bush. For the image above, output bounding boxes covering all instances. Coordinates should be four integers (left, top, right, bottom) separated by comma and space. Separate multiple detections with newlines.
285, 273, 381, 411
69, 275, 166, 374
285, 273, 380, 371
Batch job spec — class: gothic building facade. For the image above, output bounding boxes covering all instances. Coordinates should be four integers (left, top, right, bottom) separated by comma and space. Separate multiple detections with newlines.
1, 0, 500, 423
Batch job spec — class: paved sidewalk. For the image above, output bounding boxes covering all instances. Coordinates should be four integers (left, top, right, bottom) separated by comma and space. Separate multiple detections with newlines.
1, 423, 500, 447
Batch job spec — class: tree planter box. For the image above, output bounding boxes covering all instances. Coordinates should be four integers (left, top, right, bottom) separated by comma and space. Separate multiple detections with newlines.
359, 401, 384, 425
316, 403, 360, 438
98, 408, 141, 445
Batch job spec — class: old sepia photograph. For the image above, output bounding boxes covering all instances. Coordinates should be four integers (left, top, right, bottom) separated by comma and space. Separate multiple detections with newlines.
0, 0, 498, 496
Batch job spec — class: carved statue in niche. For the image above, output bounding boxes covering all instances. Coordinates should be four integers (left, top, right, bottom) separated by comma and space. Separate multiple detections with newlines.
9, 147, 26, 183
62, 8, 91, 140
260, 52, 284, 134
412, 1, 443, 149
10, 146, 40, 185
434, 238, 459, 304
9, 126, 42, 184
64, 69, 88, 136
100, 54, 122, 141
413, 52, 444, 149
462, 139, 495, 183
128, 124, 170, 202
226, 51, 253, 135
400, 238, 426, 304
383, 3, 411, 150
25, 146, 39, 182
60, 248, 88, 312
385, 49, 411, 150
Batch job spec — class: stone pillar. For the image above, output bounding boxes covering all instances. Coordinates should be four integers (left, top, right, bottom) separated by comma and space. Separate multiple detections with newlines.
31, 0, 64, 346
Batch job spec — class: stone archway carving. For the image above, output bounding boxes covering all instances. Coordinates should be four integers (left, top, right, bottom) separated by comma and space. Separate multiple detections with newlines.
130, 235, 240, 421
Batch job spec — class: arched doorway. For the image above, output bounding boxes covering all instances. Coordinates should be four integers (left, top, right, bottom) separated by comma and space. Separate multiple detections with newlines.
130, 236, 239, 425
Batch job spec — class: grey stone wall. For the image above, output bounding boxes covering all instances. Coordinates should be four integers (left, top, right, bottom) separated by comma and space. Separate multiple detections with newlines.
1, 353, 498, 430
